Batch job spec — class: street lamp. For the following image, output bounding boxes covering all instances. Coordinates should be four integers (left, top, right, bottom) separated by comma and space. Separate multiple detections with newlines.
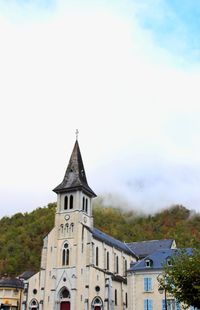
158, 285, 167, 310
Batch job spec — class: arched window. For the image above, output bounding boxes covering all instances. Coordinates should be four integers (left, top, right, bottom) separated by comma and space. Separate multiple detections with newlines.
82, 197, 85, 211
65, 223, 69, 233
62, 243, 69, 266
115, 289, 117, 305
96, 247, 99, 266
125, 293, 128, 308
107, 251, 109, 270
64, 196, 68, 210
116, 256, 119, 274
60, 224, 64, 234
92, 296, 103, 309
70, 223, 74, 233
29, 299, 39, 310
60, 287, 70, 299
69, 195, 73, 209
124, 259, 127, 276
85, 198, 88, 213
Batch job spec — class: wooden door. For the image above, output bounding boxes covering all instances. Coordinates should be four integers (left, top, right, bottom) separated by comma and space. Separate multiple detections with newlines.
60, 301, 70, 310
94, 307, 101, 310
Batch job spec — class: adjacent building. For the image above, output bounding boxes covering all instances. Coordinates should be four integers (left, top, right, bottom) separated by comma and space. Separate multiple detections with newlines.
0, 278, 24, 310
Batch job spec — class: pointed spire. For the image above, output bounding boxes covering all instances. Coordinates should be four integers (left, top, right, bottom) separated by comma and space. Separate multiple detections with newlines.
53, 140, 96, 197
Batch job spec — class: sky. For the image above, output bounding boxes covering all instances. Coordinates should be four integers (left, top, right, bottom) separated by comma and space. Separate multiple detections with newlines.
0, 0, 200, 217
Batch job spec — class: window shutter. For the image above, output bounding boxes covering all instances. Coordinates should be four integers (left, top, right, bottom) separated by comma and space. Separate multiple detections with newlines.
149, 299, 153, 310
144, 299, 153, 310
149, 278, 152, 291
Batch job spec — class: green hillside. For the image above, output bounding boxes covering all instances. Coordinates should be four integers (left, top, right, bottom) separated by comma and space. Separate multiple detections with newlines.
0, 200, 199, 276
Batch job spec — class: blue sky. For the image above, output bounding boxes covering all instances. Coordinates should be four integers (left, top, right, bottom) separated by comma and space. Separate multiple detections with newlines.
0, 0, 200, 216
133, 0, 200, 64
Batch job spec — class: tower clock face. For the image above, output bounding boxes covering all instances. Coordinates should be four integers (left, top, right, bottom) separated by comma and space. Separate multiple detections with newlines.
64, 214, 70, 221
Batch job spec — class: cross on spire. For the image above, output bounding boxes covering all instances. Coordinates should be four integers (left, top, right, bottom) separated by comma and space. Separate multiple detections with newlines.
75, 129, 79, 140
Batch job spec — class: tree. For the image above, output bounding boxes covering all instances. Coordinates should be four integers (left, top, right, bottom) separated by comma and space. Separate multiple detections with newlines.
159, 249, 200, 309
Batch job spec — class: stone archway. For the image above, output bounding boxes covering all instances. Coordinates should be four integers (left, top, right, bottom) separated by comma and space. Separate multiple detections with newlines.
29, 299, 39, 310
58, 287, 70, 310
91, 297, 103, 310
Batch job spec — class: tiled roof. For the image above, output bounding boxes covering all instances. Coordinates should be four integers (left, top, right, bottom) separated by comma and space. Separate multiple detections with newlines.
126, 239, 174, 258
86, 226, 137, 257
129, 248, 192, 272
0, 278, 24, 289
53, 140, 96, 197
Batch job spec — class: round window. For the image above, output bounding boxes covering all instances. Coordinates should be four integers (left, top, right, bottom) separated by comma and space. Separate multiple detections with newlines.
95, 286, 100, 292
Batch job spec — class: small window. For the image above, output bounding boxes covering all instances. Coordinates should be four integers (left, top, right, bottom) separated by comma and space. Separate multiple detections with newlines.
62, 243, 69, 266
116, 256, 119, 274
95, 286, 100, 292
65, 223, 69, 233
167, 257, 172, 266
144, 278, 152, 292
145, 259, 152, 267
82, 197, 85, 211
124, 259, 127, 276
96, 247, 99, 266
85, 198, 88, 213
70, 223, 74, 233
64, 196, 68, 210
115, 289, 117, 305
107, 252, 109, 270
69, 195, 73, 209
125, 292, 128, 308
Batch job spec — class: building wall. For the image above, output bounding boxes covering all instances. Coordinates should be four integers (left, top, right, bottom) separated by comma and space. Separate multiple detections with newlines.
0, 286, 23, 309
128, 270, 192, 310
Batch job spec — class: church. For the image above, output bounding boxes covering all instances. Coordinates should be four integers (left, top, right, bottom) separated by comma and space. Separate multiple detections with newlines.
24, 138, 176, 310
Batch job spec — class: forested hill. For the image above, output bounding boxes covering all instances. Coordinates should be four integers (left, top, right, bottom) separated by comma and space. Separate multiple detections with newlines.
0, 201, 200, 276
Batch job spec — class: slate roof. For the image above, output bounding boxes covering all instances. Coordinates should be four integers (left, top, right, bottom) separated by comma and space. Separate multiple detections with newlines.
0, 278, 24, 289
53, 140, 96, 197
127, 239, 175, 258
86, 226, 137, 257
18, 271, 36, 280
129, 248, 193, 272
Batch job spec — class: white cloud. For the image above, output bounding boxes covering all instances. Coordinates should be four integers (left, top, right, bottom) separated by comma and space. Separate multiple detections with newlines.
0, 0, 200, 216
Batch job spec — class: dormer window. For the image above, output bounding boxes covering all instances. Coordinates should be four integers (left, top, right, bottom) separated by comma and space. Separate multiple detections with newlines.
145, 259, 153, 268
167, 257, 172, 266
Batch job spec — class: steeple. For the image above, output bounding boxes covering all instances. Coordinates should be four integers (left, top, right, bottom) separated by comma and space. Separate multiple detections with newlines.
53, 140, 96, 197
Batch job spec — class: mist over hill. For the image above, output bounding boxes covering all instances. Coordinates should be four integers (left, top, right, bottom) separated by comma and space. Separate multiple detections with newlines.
0, 199, 199, 276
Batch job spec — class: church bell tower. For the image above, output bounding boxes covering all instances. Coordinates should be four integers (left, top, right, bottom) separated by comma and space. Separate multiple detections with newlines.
53, 137, 96, 240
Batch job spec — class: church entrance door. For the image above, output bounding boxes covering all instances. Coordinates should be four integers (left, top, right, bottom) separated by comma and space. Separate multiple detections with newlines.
60, 301, 70, 310
94, 307, 101, 310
